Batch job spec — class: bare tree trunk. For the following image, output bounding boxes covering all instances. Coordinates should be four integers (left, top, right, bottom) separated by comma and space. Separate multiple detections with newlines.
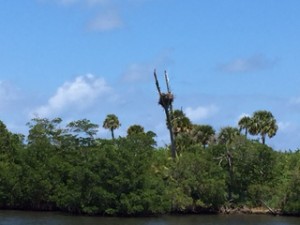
154, 70, 177, 159
164, 106, 176, 159
260, 200, 278, 216
227, 149, 233, 201
164, 70, 174, 117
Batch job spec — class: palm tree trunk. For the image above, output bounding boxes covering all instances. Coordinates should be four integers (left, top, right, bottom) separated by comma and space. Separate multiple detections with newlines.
111, 128, 115, 140
262, 134, 266, 144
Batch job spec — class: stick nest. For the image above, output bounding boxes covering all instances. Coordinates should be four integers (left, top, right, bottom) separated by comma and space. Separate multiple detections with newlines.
159, 93, 174, 108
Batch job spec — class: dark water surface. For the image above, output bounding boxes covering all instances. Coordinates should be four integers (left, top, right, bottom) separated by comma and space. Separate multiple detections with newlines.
0, 211, 299, 225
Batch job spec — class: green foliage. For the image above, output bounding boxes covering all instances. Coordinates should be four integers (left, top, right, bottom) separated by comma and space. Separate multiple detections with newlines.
238, 116, 252, 137
67, 119, 99, 146
165, 150, 226, 212
283, 170, 300, 214
191, 124, 215, 148
209, 135, 278, 205
249, 110, 278, 144
279, 150, 300, 214
102, 114, 121, 140
171, 109, 192, 136
0, 116, 299, 216
127, 124, 145, 136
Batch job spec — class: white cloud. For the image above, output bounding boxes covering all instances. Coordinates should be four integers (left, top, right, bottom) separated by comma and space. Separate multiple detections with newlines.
185, 104, 218, 122
88, 10, 123, 31
235, 113, 251, 124
238, 113, 251, 119
31, 74, 113, 118
218, 54, 277, 73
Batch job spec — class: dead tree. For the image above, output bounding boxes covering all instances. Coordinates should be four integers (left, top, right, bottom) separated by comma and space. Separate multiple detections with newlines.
154, 69, 176, 159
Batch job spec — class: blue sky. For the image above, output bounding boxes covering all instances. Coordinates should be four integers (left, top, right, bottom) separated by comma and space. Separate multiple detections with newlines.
1, 0, 300, 150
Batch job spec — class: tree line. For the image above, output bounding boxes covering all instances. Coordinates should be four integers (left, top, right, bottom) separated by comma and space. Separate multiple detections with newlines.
0, 111, 299, 216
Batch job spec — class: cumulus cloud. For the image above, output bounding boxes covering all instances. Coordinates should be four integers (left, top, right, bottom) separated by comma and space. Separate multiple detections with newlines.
88, 10, 123, 31
31, 74, 113, 118
218, 54, 277, 73
185, 104, 218, 122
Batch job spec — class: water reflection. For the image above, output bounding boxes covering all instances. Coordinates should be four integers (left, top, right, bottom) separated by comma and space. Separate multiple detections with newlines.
0, 211, 299, 225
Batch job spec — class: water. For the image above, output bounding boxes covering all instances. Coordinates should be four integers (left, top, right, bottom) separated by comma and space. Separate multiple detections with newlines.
0, 211, 299, 225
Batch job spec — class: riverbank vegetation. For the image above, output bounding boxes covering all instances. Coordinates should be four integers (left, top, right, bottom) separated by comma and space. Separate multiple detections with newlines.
0, 113, 299, 216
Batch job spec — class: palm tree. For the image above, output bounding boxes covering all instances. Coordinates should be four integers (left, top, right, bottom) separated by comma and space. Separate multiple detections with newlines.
218, 126, 240, 146
102, 114, 121, 140
127, 124, 145, 136
171, 109, 192, 137
238, 116, 252, 138
191, 124, 215, 148
218, 126, 240, 201
249, 110, 278, 145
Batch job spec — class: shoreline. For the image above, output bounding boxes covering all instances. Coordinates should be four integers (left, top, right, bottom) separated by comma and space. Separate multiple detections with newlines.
219, 206, 281, 216
0, 206, 299, 217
